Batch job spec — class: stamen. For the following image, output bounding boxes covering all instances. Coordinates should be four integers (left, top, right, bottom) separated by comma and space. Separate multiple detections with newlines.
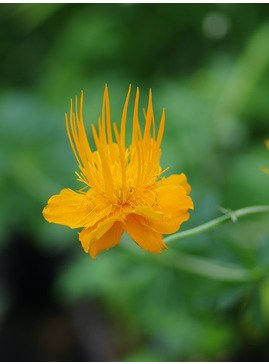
66, 94, 99, 189
144, 88, 152, 142
156, 108, 165, 149
143, 89, 156, 182
91, 124, 115, 201
101, 88, 108, 145
104, 85, 113, 146
65, 113, 81, 169
113, 122, 127, 203
132, 87, 139, 145
98, 117, 102, 142
120, 84, 131, 148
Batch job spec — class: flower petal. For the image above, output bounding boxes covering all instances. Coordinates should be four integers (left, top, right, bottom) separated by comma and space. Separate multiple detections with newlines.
79, 216, 124, 259
124, 214, 167, 254
132, 206, 163, 219
132, 205, 190, 235
157, 185, 194, 213
42, 188, 91, 228
157, 173, 191, 194
146, 181, 194, 235
148, 211, 191, 234
90, 222, 123, 259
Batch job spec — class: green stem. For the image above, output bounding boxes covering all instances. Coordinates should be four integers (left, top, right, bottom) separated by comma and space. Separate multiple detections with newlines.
163, 205, 269, 245
122, 205, 269, 282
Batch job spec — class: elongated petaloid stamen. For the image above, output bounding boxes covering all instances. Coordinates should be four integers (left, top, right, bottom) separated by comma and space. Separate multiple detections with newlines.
156, 109, 165, 150
120, 85, 131, 149
101, 87, 107, 146
65, 87, 167, 196
132, 88, 145, 191
66, 93, 100, 189
143, 90, 155, 182
77, 92, 92, 162
98, 117, 103, 142
91, 124, 115, 201
113, 122, 127, 203
143, 90, 152, 142
104, 85, 113, 146
65, 111, 80, 168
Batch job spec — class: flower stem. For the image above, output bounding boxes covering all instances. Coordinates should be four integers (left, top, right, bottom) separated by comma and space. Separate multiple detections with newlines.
122, 205, 269, 283
163, 205, 269, 245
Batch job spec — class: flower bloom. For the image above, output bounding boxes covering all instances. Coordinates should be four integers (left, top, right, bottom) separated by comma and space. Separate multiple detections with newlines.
261, 140, 269, 174
43, 86, 194, 259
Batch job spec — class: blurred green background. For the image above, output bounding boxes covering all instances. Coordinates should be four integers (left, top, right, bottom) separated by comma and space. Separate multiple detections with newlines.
0, 3, 269, 361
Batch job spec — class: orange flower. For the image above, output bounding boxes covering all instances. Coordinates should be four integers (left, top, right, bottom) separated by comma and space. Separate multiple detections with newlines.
261, 140, 269, 174
43, 86, 194, 259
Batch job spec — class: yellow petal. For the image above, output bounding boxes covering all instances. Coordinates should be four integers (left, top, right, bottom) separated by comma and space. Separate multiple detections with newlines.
84, 199, 112, 228
124, 214, 167, 254
150, 212, 191, 235
157, 173, 191, 194
157, 184, 194, 213
132, 205, 190, 235
89, 222, 123, 259
42, 189, 90, 229
132, 206, 164, 220
79, 216, 124, 258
